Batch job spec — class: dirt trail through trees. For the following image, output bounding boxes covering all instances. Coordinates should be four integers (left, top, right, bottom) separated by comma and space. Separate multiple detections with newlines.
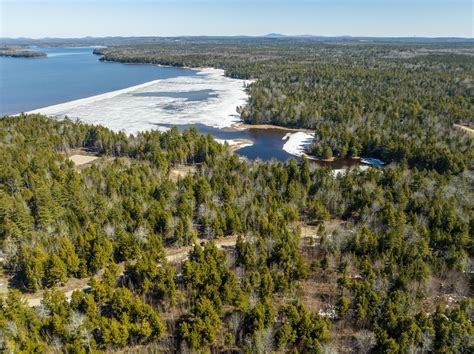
16, 236, 238, 307
1, 221, 336, 307
1, 225, 332, 307
453, 124, 474, 137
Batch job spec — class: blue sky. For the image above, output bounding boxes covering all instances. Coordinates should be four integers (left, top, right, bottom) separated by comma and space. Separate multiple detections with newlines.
0, 0, 472, 38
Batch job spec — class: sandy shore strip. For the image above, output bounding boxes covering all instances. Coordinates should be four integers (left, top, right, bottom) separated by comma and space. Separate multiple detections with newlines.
230, 123, 314, 133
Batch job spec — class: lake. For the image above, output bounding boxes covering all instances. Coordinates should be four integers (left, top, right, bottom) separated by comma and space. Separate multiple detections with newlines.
0, 47, 196, 115
159, 123, 363, 168
0, 47, 372, 167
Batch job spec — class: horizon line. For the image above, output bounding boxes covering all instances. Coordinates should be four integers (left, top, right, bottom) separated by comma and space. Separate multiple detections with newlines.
1, 34, 473, 40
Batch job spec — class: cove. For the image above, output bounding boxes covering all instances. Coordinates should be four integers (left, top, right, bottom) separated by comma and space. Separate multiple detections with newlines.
0, 47, 195, 116
1, 47, 382, 167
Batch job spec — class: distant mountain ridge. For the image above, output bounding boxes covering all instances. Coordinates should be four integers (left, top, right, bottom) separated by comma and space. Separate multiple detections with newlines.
0, 34, 472, 47
264, 33, 286, 38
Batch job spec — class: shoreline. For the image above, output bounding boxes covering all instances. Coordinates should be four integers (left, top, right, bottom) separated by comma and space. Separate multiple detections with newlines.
92, 57, 357, 164
22, 67, 250, 134
91, 58, 378, 166
215, 138, 254, 152
8, 50, 379, 166
23, 67, 229, 115
229, 122, 314, 134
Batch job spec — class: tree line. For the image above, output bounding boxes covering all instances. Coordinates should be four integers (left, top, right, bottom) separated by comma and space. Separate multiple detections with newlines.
97, 39, 473, 173
0, 114, 472, 352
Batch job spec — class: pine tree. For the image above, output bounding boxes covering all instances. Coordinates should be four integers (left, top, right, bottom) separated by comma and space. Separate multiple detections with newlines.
44, 253, 68, 287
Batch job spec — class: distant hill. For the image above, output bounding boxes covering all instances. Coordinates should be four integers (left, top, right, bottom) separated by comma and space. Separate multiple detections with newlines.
264, 33, 286, 38
0, 35, 472, 48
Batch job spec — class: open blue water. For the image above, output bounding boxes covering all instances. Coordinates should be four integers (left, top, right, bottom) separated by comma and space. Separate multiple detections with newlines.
158, 123, 368, 168
0, 47, 195, 115
158, 123, 294, 162
0, 47, 380, 166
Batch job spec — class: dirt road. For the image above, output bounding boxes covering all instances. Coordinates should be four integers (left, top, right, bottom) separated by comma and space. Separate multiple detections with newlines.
3, 220, 339, 307
2, 236, 238, 307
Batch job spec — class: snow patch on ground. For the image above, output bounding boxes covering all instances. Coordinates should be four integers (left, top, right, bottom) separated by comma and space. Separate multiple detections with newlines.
318, 306, 337, 319
282, 132, 314, 157
27, 68, 250, 135
332, 165, 369, 176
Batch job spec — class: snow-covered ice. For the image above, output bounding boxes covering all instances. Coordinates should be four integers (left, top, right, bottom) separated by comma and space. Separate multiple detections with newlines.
46, 52, 89, 57
215, 139, 254, 150
282, 132, 314, 157
27, 68, 250, 135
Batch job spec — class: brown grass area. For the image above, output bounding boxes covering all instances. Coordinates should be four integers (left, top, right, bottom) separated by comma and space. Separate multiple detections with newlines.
329, 322, 366, 353
298, 278, 339, 313
65, 148, 102, 171
169, 165, 196, 181
300, 219, 344, 237
420, 274, 472, 313
69, 154, 99, 166
165, 235, 238, 263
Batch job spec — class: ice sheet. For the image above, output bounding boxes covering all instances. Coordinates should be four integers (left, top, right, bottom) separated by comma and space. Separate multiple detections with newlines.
28, 68, 250, 135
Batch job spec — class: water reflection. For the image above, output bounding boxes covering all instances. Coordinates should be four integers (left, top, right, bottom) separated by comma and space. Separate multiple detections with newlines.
156, 123, 366, 169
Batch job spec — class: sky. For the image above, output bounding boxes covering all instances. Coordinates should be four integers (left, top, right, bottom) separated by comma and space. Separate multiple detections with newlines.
0, 0, 472, 38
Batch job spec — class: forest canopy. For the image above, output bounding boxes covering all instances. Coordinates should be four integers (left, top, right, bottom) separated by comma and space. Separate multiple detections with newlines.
97, 39, 474, 171
1, 38, 473, 352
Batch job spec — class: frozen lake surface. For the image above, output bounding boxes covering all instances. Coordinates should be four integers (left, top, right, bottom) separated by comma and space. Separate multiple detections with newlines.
27, 67, 249, 134
1, 47, 381, 167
